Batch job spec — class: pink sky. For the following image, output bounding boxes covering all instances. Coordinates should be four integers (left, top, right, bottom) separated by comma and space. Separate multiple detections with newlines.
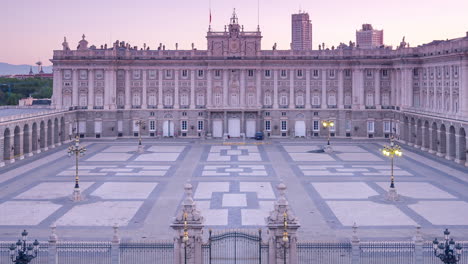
2, 0, 467, 65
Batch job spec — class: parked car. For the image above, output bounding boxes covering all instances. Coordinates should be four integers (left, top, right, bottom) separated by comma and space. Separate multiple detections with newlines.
255, 132, 264, 140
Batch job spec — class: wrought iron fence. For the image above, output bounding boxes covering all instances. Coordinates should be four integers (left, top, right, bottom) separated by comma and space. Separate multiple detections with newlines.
120, 241, 174, 264
57, 241, 112, 264
297, 241, 352, 264
360, 241, 414, 264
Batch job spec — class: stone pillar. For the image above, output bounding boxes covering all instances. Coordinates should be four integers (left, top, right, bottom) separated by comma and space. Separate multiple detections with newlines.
359, 69, 365, 109
305, 69, 311, 109
223, 70, 229, 107
48, 224, 58, 264
321, 69, 327, 109
256, 70, 261, 107
460, 61, 468, 116
289, 69, 295, 108
111, 224, 121, 264
0, 135, 4, 167
436, 129, 444, 157
174, 70, 180, 109
88, 69, 94, 109
43, 124, 48, 151
267, 183, 300, 264
413, 226, 423, 264
351, 223, 360, 264
53, 68, 62, 109
158, 69, 163, 108
171, 183, 204, 264
428, 127, 435, 154
352, 68, 360, 110
28, 126, 33, 157
445, 130, 454, 161
407, 68, 414, 108
72, 69, 78, 106
190, 70, 196, 109
125, 69, 131, 109
240, 69, 246, 107
50, 123, 56, 149
390, 69, 396, 107
18, 132, 24, 160
273, 70, 279, 109
420, 124, 427, 151
104, 70, 112, 110
375, 69, 381, 109
449, 67, 453, 113
142, 70, 147, 109
466, 135, 468, 167
338, 69, 344, 109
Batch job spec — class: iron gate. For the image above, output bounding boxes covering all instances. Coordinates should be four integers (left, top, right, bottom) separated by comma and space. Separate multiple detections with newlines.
204, 229, 265, 264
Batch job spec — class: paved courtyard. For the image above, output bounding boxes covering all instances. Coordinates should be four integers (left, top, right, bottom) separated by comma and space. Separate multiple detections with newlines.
0, 138, 467, 241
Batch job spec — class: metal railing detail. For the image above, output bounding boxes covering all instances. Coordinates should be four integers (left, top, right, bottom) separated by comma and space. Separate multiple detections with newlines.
297, 242, 352, 264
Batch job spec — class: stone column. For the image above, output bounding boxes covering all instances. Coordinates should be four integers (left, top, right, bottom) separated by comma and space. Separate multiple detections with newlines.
428, 127, 435, 154
445, 130, 453, 161
48, 224, 58, 264
359, 69, 365, 109
351, 224, 360, 264
407, 68, 414, 108
223, 70, 229, 107
256, 70, 261, 107
454, 134, 463, 164
338, 69, 344, 109
53, 68, 62, 109
88, 69, 94, 109
158, 69, 163, 108
436, 129, 444, 157
390, 69, 396, 107
142, 70, 147, 109
18, 132, 24, 160
72, 69, 78, 106
240, 69, 246, 107
0, 135, 4, 167
449, 67, 453, 113
289, 69, 295, 108
426, 77, 430, 111
125, 69, 131, 109
267, 183, 300, 264
43, 124, 48, 151
28, 126, 33, 157
305, 69, 311, 109
104, 70, 111, 110
420, 124, 427, 151
174, 70, 180, 109
111, 224, 121, 264
465, 135, 468, 167
321, 69, 327, 109
273, 70, 279, 109
413, 226, 423, 264
375, 69, 381, 108
171, 183, 204, 264
190, 70, 196, 109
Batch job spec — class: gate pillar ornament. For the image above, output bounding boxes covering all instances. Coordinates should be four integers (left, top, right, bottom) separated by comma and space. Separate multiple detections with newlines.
267, 183, 300, 264
171, 182, 204, 264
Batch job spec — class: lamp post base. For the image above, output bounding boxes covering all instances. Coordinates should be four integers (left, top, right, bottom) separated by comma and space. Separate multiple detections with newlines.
323, 145, 333, 153
137, 145, 145, 153
72, 188, 82, 202
386, 187, 399, 201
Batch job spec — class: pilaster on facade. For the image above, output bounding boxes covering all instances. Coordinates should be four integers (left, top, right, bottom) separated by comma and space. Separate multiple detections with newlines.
72, 69, 78, 106
273, 70, 279, 108
88, 69, 94, 109
240, 69, 246, 107
289, 69, 295, 109
53, 68, 62, 109
256, 70, 261, 108
206, 70, 212, 108
190, 69, 196, 109
305, 69, 311, 109
375, 69, 381, 109
158, 69, 163, 108
174, 70, 180, 109
337, 69, 344, 109
223, 70, 229, 106
142, 70, 148, 109
460, 60, 468, 117
321, 69, 327, 109
125, 69, 131, 109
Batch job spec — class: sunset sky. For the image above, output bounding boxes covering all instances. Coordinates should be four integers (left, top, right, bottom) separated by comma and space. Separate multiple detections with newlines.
2, 0, 467, 65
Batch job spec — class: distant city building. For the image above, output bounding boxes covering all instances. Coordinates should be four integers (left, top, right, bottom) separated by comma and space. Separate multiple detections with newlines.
291, 12, 312, 50
356, 24, 384, 49
1, 67, 53, 80
18, 96, 51, 106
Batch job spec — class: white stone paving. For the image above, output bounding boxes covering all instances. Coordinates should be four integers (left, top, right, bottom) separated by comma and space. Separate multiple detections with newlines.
327, 201, 417, 226
194, 182, 230, 199
376, 182, 456, 199
196, 201, 228, 225
102, 146, 137, 152
135, 153, 180, 161
207, 146, 262, 161
241, 201, 275, 226
222, 194, 247, 207
409, 201, 468, 225
91, 182, 158, 199
15, 182, 95, 199
55, 201, 143, 226
0, 201, 62, 225
239, 182, 275, 199
200, 165, 268, 177
298, 164, 413, 177
336, 153, 382, 161
147, 146, 186, 152
311, 182, 379, 199
87, 153, 133, 161
288, 153, 335, 162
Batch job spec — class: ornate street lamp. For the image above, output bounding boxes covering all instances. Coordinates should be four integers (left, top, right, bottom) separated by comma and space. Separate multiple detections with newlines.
183, 212, 189, 264
433, 229, 462, 264
321, 120, 334, 146
9, 230, 40, 264
282, 212, 289, 264
381, 136, 402, 201
136, 120, 146, 153
67, 136, 86, 201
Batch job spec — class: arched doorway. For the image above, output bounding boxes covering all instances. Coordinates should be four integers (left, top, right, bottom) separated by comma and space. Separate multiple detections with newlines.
448, 126, 456, 160
458, 128, 467, 164
3, 128, 11, 161
54, 118, 59, 144
13, 126, 20, 158
439, 124, 447, 155
32, 123, 38, 152
23, 124, 30, 156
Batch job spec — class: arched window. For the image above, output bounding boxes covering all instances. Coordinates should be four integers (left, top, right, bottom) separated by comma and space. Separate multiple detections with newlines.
264, 92, 272, 106
312, 93, 320, 106
214, 93, 221, 106
280, 94, 288, 106
164, 94, 173, 106
381, 93, 390, 106
132, 93, 141, 106
230, 93, 239, 106
197, 93, 205, 106
296, 94, 304, 106
366, 93, 374, 106
79, 94, 87, 107
148, 94, 156, 106
95, 94, 103, 106
344, 93, 351, 106
63, 94, 71, 107
248, 93, 255, 106
117, 93, 125, 107
181, 93, 189, 106
327, 93, 336, 106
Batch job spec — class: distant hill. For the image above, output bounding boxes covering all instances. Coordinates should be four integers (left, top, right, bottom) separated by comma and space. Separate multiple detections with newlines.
0, 62, 52, 75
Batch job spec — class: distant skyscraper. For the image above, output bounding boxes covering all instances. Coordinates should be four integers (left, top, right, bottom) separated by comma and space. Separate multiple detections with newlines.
291, 12, 312, 50
356, 24, 384, 49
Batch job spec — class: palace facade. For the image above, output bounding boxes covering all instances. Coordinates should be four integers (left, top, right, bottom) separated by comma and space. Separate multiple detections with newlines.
1, 12, 467, 166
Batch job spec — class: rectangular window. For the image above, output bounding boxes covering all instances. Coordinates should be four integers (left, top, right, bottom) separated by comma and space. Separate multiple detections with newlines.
265, 112, 270, 117
344, 69, 351, 77
281, 120, 287, 131
248, 70, 254, 77
345, 120, 352, 132
198, 70, 204, 77
181, 120, 188, 131
382, 70, 388, 77
313, 70, 319, 77
197, 120, 204, 131
280, 70, 287, 77
313, 120, 319, 131
149, 120, 156, 131
265, 70, 271, 77
297, 69, 303, 77
329, 121, 336, 132
367, 121, 375, 133
329, 70, 335, 78
182, 70, 188, 77
383, 121, 391, 133
215, 70, 221, 77
265, 120, 271, 131
281, 112, 286, 116
165, 70, 172, 78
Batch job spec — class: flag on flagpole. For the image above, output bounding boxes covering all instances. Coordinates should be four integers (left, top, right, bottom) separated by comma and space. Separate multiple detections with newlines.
209, 9, 212, 24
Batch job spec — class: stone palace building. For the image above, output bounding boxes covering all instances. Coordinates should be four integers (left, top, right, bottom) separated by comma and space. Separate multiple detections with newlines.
1, 12, 468, 166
